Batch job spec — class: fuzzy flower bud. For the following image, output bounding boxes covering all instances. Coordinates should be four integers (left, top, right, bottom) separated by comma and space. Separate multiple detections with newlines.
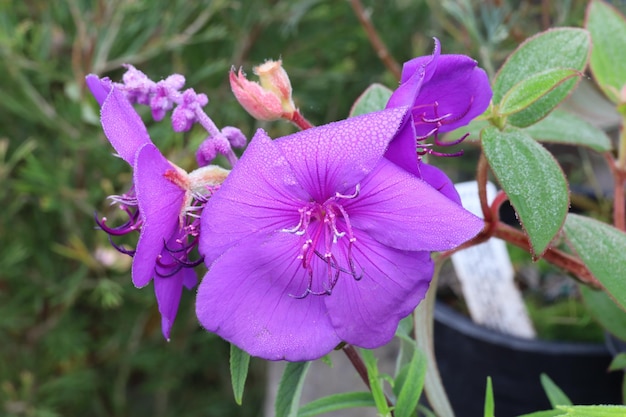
229, 60, 296, 121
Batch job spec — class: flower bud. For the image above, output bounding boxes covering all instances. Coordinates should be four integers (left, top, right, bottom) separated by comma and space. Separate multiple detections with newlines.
229, 61, 296, 121
254, 60, 295, 116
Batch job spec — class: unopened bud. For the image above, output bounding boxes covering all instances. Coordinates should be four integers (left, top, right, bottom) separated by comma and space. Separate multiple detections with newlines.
254, 60, 295, 116
229, 61, 296, 121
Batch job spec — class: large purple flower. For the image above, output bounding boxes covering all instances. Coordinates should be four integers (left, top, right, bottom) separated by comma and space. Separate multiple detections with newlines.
196, 106, 484, 361
87, 75, 200, 339
385, 39, 492, 203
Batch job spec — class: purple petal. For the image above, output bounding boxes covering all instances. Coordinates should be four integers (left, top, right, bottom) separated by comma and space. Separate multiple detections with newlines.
324, 230, 433, 348
199, 129, 307, 266
154, 262, 195, 340
196, 232, 341, 361
410, 54, 491, 136
85, 74, 111, 106
386, 39, 441, 109
101, 87, 152, 165
275, 106, 410, 201
383, 117, 420, 177
418, 163, 462, 204
344, 158, 483, 251
132, 144, 186, 287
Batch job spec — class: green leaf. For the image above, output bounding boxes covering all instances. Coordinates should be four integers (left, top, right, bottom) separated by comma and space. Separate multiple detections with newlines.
483, 377, 495, 417
360, 349, 392, 417
499, 69, 581, 118
229, 344, 250, 405
540, 373, 573, 407
482, 126, 569, 256
564, 214, 626, 311
394, 347, 427, 417
524, 109, 612, 152
297, 392, 375, 417
579, 285, 626, 342
493, 28, 590, 127
586, 0, 626, 103
350, 83, 393, 117
275, 362, 312, 417
556, 405, 626, 416
517, 411, 567, 417
608, 353, 626, 372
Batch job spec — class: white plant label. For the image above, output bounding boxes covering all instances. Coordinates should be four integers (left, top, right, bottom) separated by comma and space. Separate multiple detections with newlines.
451, 181, 536, 339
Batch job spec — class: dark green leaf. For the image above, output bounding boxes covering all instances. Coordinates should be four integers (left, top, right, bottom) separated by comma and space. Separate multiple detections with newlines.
564, 214, 626, 311
298, 392, 375, 417
482, 126, 569, 256
275, 362, 312, 417
350, 83, 393, 117
493, 28, 590, 127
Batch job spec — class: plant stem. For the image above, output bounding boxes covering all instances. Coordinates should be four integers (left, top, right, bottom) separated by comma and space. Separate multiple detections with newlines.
348, 0, 402, 81
604, 151, 626, 232
342, 345, 395, 414
290, 110, 314, 130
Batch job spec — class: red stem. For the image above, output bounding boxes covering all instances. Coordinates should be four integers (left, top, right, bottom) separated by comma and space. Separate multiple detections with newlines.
290, 109, 314, 130
604, 152, 626, 231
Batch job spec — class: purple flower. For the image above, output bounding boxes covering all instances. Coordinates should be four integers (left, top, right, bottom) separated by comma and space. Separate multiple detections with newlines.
195, 106, 483, 361
87, 75, 204, 340
385, 39, 492, 203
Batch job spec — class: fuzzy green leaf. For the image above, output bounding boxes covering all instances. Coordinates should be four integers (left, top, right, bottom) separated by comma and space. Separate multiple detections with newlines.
275, 362, 312, 417
482, 126, 569, 256
586, 0, 626, 103
499, 69, 580, 118
350, 83, 393, 117
540, 373, 572, 407
579, 285, 626, 342
297, 392, 375, 417
229, 344, 250, 405
493, 28, 590, 127
524, 109, 612, 152
564, 214, 626, 311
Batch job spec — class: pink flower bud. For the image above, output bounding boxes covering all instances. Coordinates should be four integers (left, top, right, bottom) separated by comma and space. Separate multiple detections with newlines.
254, 60, 295, 116
229, 62, 295, 121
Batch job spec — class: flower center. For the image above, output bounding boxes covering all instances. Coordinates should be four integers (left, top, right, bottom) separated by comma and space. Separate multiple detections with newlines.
282, 184, 363, 299
412, 98, 474, 157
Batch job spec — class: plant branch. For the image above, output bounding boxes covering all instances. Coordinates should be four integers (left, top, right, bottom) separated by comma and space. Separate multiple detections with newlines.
348, 0, 402, 81
604, 151, 626, 232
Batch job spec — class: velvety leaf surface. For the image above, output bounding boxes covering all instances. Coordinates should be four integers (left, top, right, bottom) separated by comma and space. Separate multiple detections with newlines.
350, 83, 393, 117
564, 214, 626, 310
498, 68, 580, 118
586, 0, 626, 103
492, 28, 590, 127
524, 109, 612, 152
275, 361, 312, 417
482, 126, 569, 256
579, 284, 626, 341
229, 343, 251, 405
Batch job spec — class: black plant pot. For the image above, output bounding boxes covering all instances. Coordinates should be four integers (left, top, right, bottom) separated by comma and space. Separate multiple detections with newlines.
433, 301, 623, 417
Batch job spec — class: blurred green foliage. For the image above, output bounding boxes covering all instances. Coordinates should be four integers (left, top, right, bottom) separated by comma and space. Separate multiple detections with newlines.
0, 0, 594, 415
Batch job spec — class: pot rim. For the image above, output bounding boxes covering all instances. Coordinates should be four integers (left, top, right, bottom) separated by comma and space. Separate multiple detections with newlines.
434, 301, 609, 355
